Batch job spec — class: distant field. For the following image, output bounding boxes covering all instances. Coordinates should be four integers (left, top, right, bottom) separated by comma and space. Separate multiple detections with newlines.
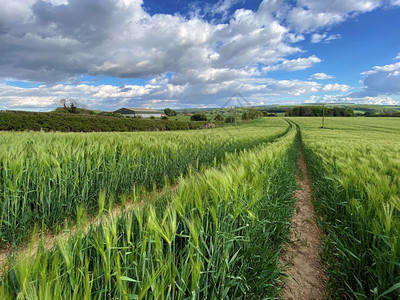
163, 114, 191, 121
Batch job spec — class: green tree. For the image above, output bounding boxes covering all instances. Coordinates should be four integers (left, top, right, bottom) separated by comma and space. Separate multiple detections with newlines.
225, 116, 236, 123
214, 113, 224, 122
242, 109, 262, 120
190, 113, 207, 121
59, 98, 80, 114
164, 108, 177, 116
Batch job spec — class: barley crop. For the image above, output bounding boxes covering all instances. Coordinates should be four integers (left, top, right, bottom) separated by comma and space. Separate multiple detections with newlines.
292, 117, 400, 299
0, 118, 288, 246
0, 121, 298, 299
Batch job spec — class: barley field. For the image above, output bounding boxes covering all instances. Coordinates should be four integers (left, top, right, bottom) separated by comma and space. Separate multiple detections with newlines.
0, 119, 299, 299
292, 117, 400, 299
0, 117, 399, 299
0, 118, 289, 246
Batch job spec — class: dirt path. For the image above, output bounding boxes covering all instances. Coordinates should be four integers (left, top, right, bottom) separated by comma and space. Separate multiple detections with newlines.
281, 145, 326, 299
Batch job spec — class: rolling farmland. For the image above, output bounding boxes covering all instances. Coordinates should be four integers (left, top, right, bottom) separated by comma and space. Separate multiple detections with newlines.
0, 117, 399, 299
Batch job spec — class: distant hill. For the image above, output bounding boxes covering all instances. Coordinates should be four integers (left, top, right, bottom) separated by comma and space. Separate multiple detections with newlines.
175, 104, 400, 117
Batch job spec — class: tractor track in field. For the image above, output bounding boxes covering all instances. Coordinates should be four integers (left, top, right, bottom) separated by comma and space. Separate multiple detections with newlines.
0, 185, 178, 276
280, 139, 326, 300
0, 201, 136, 275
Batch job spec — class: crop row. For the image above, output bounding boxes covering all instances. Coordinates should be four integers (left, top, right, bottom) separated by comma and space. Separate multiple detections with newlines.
0, 121, 298, 299
0, 119, 288, 246
295, 118, 400, 299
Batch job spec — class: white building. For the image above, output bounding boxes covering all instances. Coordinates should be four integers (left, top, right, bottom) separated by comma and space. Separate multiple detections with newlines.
114, 108, 165, 118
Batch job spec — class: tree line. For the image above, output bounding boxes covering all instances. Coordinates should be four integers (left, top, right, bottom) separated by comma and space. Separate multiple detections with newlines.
285, 106, 354, 117
0, 111, 222, 132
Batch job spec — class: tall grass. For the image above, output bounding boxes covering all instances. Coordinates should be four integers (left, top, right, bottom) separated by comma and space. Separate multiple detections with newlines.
0, 118, 288, 246
293, 117, 400, 299
0, 123, 298, 299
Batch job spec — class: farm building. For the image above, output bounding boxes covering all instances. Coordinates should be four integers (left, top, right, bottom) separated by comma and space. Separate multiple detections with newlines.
114, 108, 164, 118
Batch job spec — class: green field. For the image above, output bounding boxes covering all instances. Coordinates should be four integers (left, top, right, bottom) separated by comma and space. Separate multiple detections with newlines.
292, 117, 400, 299
0, 117, 399, 299
0, 118, 289, 246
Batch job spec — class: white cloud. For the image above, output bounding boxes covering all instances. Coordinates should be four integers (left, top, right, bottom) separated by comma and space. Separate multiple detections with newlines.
361, 62, 400, 75
304, 94, 400, 105
263, 55, 321, 72
1, 0, 397, 110
0, 81, 180, 111
311, 33, 341, 43
188, 0, 246, 22
170, 67, 255, 85
287, 0, 380, 32
311, 33, 325, 43
0, 0, 302, 85
296, 0, 379, 14
205, 0, 244, 20
287, 9, 344, 33
322, 83, 350, 92
304, 95, 320, 103
344, 96, 399, 105
359, 62, 400, 94
396, 53, 400, 60
391, 0, 400, 6
328, 95, 399, 105
176, 76, 322, 106
310, 73, 334, 80
0, 76, 323, 110
263, 79, 321, 96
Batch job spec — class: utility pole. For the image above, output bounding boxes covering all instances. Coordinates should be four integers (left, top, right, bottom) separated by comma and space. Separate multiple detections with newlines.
234, 106, 237, 125
322, 103, 325, 129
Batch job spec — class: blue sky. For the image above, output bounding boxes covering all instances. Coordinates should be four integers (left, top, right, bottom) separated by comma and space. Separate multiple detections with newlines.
1, 0, 400, 111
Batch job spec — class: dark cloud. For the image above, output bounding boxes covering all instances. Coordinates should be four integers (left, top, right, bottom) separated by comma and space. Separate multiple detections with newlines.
345, 62, 400, 99
362, 66, 400, 94
0, 0, 300, 83
32, 0, 116, 43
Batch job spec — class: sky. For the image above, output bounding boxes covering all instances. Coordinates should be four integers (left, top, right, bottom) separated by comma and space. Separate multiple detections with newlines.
1, 0, 400, 111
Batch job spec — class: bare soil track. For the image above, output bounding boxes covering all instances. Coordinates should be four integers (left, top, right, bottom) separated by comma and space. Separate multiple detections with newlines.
281, 144, 326, 300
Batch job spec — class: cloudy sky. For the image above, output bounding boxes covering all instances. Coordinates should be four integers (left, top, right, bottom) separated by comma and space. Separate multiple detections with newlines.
1, 0, 400, 111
